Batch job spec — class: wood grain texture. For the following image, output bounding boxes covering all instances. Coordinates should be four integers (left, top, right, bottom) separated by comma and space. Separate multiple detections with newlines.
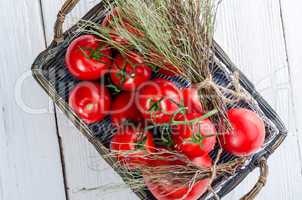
41, 0, 138, 199
40, 0, 301, 199
279, 2, 302, 196
279, 0, 302, 134
215, 0, 302, 199
0, 1, 66, 200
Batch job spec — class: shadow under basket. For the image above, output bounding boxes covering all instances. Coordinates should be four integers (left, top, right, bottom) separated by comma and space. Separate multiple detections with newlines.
31, 1, 287, 200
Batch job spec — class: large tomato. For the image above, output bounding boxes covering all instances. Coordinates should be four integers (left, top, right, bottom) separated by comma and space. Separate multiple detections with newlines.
136, 79, 182, 124
110, 127, 155, 168
219, 108, 265, 157
69, 81, 111, 124
182, 87, 203, 114
110, 53, 152, 91
65, 35, 112, 80
144, 154, 212, 200
172, 113, 217, 158
111, 92, 143, 125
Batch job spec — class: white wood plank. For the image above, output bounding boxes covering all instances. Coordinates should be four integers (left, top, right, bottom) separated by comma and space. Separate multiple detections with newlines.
41, 0, 95, 45
279, 0, 302, 133
0, 1, 66, 200
279, 2, 302, 198
54, 113, 138, 200
215, 0, 302, 199
41, 0, 138, 199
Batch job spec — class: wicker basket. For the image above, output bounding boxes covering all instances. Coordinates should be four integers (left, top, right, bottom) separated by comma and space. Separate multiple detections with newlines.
31, 0, 287, 199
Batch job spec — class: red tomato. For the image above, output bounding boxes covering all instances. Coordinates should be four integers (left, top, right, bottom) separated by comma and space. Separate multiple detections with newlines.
146, 149, 213, 168
111, 92, 143, 125
69, 82, 111, 124
110, 53, 152, 91
182, 87, 203, 114
145, 149, 184, 167
110, 127, 155, 168
172, 113, 217, 158
102, 7, 144, 45
190, 154, 212, 168
144, 154, 212, 200
158, 63, 179, 76
65, 35, 112, 80
148, 52, 180, 76
136, 79, 182, 124
219, 108, 265, 157
101, 7, 120, 27
107, 32, 130, 46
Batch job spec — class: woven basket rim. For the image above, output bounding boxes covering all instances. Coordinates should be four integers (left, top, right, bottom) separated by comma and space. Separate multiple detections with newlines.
31, 2, 287, 200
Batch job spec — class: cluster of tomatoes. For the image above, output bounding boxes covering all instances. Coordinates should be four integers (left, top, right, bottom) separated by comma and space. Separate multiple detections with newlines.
64, 13, 266, 200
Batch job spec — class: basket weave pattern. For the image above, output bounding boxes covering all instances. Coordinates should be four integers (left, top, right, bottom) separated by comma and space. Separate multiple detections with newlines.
32, 1, 287, 199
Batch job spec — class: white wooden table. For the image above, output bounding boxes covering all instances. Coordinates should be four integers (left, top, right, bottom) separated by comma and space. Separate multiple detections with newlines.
0, 0, 301, 199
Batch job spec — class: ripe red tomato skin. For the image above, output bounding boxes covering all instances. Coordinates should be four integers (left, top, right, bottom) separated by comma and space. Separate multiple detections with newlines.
110, 127, 155, 168
172, 113, 217, 159
102, 9, 129, 46
107, 33, 129, 46
111, 92, 143, 125
101, 8, 144, 45
158, 63, 179, 76
101, 7, 120, 27
146, 150, 213, 168
190, 154, 212, 168
182, 87, 203, 114
110, 53, 152, 91
145, 149, 184, 167
68, 82, 111, 124
144, 154, 212, 200
65, 35, 112, 80
136, 79, 182, 124
148, 52, 180, 76
219, 108, 265, 157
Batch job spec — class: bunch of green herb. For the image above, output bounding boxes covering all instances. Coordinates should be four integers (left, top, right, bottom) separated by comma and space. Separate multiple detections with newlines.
77, 0, 251, 197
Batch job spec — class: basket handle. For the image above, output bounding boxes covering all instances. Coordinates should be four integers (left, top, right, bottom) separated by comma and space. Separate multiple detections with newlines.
53, 2, 269, 199
240, 158, 268, 200
54, 0, 80, 43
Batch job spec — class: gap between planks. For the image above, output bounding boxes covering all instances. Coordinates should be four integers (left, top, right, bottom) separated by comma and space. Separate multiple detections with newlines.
38, 0, 70, 199
279, 0, 302, 175
0, 0, 67, 199
279, 0, 302, 174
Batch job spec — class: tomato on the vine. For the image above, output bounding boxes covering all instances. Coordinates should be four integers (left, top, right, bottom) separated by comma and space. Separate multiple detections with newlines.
111, 92, 143, 125
110, 127, 155, 168
136, 79, 182, 124
182, 87, 203, 114
110, 53, 152, 91
69, 81, 111, 124
65, 35, 112, 80
144, 154, 212, 200
219, 108, 265, 157
172, 113, 217, 159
